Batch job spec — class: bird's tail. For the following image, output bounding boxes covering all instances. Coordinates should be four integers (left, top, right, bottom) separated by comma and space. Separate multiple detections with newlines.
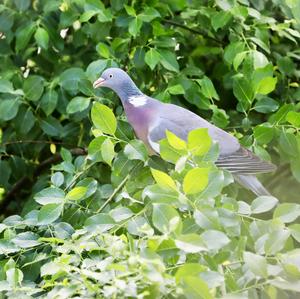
234, 174, 271, 196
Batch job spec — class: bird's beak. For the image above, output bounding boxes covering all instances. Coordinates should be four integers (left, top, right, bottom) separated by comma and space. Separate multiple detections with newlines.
93, 77, 105, 89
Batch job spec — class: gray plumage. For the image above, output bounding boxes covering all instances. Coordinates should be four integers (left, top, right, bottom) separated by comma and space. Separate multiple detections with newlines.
93, 68, 276, 196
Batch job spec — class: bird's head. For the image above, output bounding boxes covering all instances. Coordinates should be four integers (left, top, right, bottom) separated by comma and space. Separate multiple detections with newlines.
93, 67, 142, 101
93, 68, 130, 90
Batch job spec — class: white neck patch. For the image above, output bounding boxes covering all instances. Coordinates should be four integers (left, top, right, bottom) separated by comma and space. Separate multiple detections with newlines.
128, 95, 148, 107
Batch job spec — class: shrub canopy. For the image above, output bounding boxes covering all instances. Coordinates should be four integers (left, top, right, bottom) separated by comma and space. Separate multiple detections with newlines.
0, 0, 300, 298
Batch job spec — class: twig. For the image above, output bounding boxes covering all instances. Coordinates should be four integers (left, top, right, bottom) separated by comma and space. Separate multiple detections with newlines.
162, 19, 223, 44
97, 173, 131, 213
96, 161, 143, 213
2, 140, 75, 147
0, 148, 87, 216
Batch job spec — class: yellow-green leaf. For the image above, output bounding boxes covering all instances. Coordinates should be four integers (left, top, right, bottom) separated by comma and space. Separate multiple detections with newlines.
187, 128, 211, 156
151, 168, 177, 191
66, 186, 87, 201
183, 168, 209, 195
166, 130, 187, 150
256, 77, 277, 95
91, 103, 117, 135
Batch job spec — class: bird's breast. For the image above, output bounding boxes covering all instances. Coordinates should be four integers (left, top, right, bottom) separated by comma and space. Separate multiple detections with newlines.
123, 103, 155, 149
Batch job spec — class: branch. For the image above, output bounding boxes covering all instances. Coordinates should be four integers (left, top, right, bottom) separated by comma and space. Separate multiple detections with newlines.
0, 148, 87, 216
162, 19, 223, 44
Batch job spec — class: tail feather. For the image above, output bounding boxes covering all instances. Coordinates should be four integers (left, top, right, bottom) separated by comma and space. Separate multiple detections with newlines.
234, 174, 271, 196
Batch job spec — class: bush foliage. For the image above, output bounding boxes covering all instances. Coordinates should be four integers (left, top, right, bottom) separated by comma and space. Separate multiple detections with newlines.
0, 0, 300, 298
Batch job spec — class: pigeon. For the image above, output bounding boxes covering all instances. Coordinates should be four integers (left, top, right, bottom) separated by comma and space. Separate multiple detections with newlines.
93, 68, 276, 196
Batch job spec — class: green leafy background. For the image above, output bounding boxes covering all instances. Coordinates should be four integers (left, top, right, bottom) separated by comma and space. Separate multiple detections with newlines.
0, 0, 300, 298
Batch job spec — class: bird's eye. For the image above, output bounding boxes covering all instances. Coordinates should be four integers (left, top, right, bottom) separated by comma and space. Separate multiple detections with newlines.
109, 74, 113, 78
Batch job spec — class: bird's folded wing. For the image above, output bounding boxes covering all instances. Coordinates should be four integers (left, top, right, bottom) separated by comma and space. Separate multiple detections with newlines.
216, 147, 277, 174
148, 117, 276, 175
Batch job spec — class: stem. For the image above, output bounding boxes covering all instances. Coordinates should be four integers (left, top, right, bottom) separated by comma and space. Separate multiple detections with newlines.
96, 173, 131, 213
162, 19, 223, 44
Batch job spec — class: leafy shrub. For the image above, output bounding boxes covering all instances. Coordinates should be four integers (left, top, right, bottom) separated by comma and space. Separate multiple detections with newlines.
0, 0, 300, 298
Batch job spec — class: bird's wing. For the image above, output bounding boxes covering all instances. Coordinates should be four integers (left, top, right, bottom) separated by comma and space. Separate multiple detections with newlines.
216, 147, 276, 174
147, 102, 276, 175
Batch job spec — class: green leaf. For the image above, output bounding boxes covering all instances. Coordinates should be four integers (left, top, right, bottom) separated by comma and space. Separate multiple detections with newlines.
253, 124, 274, 144
61, 148, 72, 162
183, 168, 209, 195
167, 84, 185, 95
201, 230, 230, 250
270, 278, 300, 292
187, 128, 211, 156
180, 276, 212, 299
40, 116, 63, 137
152, 203, 182, 234
40, 89, 58, 116
251, 196, 278, 214
84, 214, 115, 232
6, 268, 23, 288
224, 41, 245, 64
211, 11, 232, 31
124, 139, 148, 161
110, 207, 133, 222
23, 75, 44, 101
0, 79, 14, 93
125, 5, 136, 16
158, 49, 179, 72
34, 27, 49, 49
233, 76, 254, 107
151, 168, 177, 191
34, 187, 65, 205
256, 77, 277, 95
0, 240, 19, 255
286, 111, 300, 127
289, 224, 300, 242
20, 108, 35, 134
244, 252, 268, 278
128, 17, 142, 37
159, 139, 186, 163
67, 96, 90, 114
88, 136, 106, 162
265, 229, 290, 254
253, 97, 279, 113
196, 76, 219, 100
211, 106, 229, 128
51, 172, 64, 187
138, 7, 160, 22
14, 0, 30, 11
59, 68, 86, 93
12, 232, 41, 248
143, 184, 179, 204
233, 51, 248, 70
15, 22, 35, 52
91, 103, 117, 135
279, 131, 299, 157
175, 234, 207, 253
175, 264, 206, 283
145, 48, 161, 70
96, 42, 111, 59
274, 203, 300, 223
38, 204, 63, 225
0, 98, 20, 121
86, 59, 107, 81
66, 186, 87, 201
252, 50, 269, 69
101, 138, 115, 166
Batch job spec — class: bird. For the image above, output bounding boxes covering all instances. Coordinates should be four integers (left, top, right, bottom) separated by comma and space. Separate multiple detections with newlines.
93, 68, 276, 196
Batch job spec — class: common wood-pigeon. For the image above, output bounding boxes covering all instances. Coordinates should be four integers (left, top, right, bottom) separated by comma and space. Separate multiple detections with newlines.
93, 68, 276, 196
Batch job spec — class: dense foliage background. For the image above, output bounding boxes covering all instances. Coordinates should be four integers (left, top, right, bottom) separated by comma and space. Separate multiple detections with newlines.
0, 0, 300, 298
